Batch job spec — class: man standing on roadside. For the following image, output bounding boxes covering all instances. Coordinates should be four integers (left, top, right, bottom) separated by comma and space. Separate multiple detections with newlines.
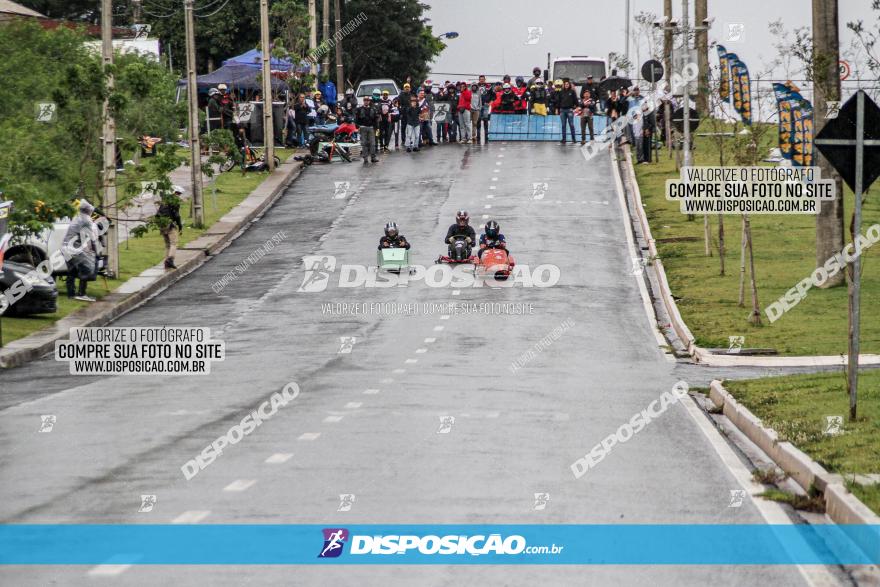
63, 200, 99, 300
354, 95, 379, 164
158, 186, 185, 270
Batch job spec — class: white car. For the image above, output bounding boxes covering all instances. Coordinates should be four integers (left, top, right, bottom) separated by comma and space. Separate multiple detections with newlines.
5, 215, 109, 275
355, 79, 401, 106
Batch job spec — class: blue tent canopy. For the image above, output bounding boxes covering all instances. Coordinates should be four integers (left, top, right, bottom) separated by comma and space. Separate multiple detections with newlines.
222, 49, 293, 70
177, 64, 287, 92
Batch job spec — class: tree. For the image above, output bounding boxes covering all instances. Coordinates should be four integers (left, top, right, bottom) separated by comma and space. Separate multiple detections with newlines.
0, 21, 183, 241
333, 0, 443, 86
812, 0, 846, 288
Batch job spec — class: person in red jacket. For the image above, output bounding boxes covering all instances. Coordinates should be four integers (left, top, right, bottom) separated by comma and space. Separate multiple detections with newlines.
457, 82, 473, 143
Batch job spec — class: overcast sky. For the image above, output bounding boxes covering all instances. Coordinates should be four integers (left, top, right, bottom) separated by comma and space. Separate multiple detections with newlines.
423, 0, 876, 83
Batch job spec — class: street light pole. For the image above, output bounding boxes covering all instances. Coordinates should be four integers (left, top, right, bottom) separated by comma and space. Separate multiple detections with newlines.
681, 0, 692, 169
334, 0, 344, 92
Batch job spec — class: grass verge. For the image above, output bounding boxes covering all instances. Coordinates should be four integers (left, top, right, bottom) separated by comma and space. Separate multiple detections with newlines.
632, 124, 879, 355
724, 370, 880, 514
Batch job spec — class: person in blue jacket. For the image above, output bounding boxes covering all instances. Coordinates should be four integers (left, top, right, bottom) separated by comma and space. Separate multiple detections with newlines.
318, 75, 337, 108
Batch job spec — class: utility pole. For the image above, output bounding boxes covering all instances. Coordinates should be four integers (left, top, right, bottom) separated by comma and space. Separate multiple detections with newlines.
812, 0, 845, 287
681, 0, 692, 169
308, 0, 317, 52
184, 0, 205, 227
334, 0, 344, 92
101, 0, 118, 278
663, 0, 673, 155
624, 0, 630, 74
694, 0, 708, 114
322, 0, 330, 78
132, 0, 142, 23
260, 0, 274, 171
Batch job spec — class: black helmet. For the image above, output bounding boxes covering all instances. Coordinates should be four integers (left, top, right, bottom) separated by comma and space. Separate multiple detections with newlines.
515, 76, 525, 86
456, 209, 470, 224
485, 220, 499, 238
384, 222, 398, 238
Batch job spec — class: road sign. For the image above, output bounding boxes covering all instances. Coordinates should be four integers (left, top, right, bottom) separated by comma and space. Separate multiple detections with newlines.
433, 102, 451, 123
839, 60, 851, 81
672, 106, 701, 133
814, 90, 880, 193
814, 90, 880, 421
641, 60, 664, 84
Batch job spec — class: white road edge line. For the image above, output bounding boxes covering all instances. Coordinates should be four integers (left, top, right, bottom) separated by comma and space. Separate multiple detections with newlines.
171, 510, 211, 524
679, 395, 839, 587
608, 149, 674, 362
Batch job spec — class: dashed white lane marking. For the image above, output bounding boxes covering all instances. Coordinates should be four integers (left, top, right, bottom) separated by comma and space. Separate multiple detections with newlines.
298, 432, 321, 441
381, 377, 394, 383
484, 204, 492, 209
405, 358, 418, 364
364, 388, 380, 394
482, 214, 489, 219
416, 348, 427, 353
171, 510, 210, 524
489, 186, 497, 190
393, 368, 406, 374
223, 479, 256, 492
345, 402, 362, 409
487, 194, 494, 199
491, 177, 498, 182
440, 315, 450, 320
452, 290, 461, 296
265, 453, 294, 464
424, 337, 437, 343
493, 169, 500, 173
433, 326, 445, 332
88, 563, 132, 577
324, 415, 344, 423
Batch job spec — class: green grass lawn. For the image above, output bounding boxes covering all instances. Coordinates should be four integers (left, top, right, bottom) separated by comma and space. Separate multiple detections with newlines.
633, 124, 880, 355
724, 371, 880, 514
0, 150, 293, 347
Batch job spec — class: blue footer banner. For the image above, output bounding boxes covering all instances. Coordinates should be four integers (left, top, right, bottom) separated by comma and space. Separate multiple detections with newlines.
1, 525, 877, 565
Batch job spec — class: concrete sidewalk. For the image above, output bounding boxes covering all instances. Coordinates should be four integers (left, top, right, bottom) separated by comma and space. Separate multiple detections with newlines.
0, 159, 304, 369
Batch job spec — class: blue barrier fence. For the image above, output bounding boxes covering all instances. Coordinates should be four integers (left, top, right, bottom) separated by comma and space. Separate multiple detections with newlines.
488, 113, 611, 141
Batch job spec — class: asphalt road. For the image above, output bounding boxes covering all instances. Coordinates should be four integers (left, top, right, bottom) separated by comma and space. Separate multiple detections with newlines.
0, 143, 844, 585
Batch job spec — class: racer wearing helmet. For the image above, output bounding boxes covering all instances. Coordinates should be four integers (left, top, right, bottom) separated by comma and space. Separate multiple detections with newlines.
513, 76, 528, 112
445, 210, 476, 254
379, 222, 410, 249
478, 220, 507, 258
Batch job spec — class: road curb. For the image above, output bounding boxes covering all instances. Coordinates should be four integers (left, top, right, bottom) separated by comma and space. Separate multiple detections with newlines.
0, 159, 304, 369
708, 380, 880, 532
620, 147, 880, 367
